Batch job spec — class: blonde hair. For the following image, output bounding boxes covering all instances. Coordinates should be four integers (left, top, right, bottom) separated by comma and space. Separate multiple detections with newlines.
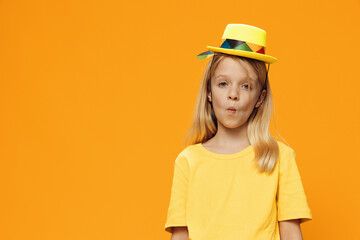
184, 52, 288, 174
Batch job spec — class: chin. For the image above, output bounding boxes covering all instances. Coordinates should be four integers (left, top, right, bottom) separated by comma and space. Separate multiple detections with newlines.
220, 121, 245, 129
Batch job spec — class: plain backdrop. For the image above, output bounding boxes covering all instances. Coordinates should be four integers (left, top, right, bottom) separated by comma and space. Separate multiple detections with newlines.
0, 0, 359, 239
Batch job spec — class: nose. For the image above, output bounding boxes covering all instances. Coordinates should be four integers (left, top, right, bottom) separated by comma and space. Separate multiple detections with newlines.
228, 87, 239, 101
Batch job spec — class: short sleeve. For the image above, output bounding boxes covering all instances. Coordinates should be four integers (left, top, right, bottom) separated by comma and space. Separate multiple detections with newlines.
276, 148, 313, 224
164, 152, 190, 233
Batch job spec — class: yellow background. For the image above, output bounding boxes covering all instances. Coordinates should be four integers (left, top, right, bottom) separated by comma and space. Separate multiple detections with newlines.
0, 0, 359, 239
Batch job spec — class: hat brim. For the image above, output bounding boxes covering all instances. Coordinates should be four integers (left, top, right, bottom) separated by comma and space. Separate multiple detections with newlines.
207, 46, 278, 64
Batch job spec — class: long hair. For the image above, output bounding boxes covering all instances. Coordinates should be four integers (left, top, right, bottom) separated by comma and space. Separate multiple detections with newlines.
184, 52, 288, 174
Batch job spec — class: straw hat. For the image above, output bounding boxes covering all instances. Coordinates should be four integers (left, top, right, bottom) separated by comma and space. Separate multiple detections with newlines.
197, 23, 277, 64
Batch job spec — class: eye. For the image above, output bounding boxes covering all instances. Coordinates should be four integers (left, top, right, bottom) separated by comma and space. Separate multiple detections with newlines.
218, 82, 228, 87
218, 82, 251, 89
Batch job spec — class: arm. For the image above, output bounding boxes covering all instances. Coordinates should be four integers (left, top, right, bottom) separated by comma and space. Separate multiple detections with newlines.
279, 219, 303, 240
165, 153, 190, 236
170, 226, 189, 240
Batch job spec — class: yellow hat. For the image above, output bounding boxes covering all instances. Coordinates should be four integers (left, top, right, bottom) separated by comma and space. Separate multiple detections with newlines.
197, 23, 278, 64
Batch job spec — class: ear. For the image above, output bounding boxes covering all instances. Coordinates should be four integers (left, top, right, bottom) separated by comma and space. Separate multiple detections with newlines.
208, 91, 212, 102
255, 89, 266, 108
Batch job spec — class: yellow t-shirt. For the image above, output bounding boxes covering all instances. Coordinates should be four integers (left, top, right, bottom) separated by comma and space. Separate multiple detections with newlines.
164, 140, 312, 240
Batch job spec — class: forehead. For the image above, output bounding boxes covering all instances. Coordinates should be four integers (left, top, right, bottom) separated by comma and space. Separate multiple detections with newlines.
214, 57, 258, 82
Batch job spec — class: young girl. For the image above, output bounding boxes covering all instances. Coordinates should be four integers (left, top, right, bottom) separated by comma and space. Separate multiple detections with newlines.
164, 24, 312, 240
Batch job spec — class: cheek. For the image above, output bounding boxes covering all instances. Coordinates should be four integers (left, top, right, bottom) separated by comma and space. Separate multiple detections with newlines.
212, 93, 226, 107
241, 95, 252, 104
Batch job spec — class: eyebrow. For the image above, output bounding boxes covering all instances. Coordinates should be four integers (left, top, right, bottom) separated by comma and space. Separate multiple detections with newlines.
214, 74, 256, 82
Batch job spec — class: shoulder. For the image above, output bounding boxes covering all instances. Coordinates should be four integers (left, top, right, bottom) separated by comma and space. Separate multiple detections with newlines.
276, 140, 297, 164
178, 143, 200, 157
173, 144, 194, 164
275, 141, 300, 172
174, 144, 200, 166
276, 140, 295, 155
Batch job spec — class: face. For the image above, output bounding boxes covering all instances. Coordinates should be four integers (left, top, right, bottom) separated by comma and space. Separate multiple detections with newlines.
208, 57, 266, 129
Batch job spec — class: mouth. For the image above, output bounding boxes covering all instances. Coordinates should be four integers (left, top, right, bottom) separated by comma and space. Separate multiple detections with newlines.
227, 107, 236, 113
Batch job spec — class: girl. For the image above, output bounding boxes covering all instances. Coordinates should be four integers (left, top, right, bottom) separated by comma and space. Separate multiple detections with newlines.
164, 24, 312, 240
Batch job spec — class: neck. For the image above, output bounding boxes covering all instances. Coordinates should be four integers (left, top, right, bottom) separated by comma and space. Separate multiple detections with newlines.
211, 121, 250, 147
